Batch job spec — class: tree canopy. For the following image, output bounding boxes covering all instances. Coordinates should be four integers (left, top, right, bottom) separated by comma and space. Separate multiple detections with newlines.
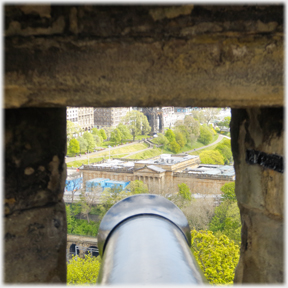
169, 140, 181, 154
178, 183, 191, 200
221, 182, 236, 201
83, 132, 96, 151
121, 110, 151, 140
67, 254, 101, 284
100, 129, 107, 140
190, 229, 240, 284
126, 180, 149, 194
110, 128, 122, 144
198, 125, 213, 145
165, 129, 176, 143
117, 123, 132, 140
68, 139, 80, 155
199, 150, 224, 165
77, 136, 88, 152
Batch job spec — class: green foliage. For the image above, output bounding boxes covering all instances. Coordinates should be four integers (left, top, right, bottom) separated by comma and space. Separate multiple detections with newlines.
66, 205, 100, 236
199, 150, 225, 165
165, 129, 176, 143
221, 182, 236, 201
217, 116, 231, 128
67, 120, 82, 141
121, 110, 151, 140
91, 128, 101, 136
77, 136, 88, 152
94, 135, 103, 147
153, 133, 169, 146
190, 229, 240, 284
67, 254, 101, 284
98, 187, 133, 218
169, 140, 181, 154
110, 128, 122, 144
198, 125, 213, 145
117, 123, 132, 140
184, 115, 200, 138
223, 202, 241, 245
100, 128, 107, 140
68, 138, 80, 155
209, 200, 231, 233
174, 130, 186, 148
215, 144, 232, 164
178, 183, 191, 200
126, 180, 149, 194
83, 132, 96, 151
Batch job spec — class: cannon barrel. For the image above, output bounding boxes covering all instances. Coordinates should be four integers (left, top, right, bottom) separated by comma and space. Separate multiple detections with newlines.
97, 194, 207, 285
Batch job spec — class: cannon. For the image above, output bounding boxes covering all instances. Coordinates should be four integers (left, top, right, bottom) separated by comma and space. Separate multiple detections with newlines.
97, 194, 207, 285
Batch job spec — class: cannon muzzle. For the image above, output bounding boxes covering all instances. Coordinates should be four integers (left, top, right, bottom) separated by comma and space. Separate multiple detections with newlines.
97, 194, 207, 285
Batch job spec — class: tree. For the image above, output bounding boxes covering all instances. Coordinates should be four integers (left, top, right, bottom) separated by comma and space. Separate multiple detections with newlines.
199, 150, 225, 165
77, 136, 88, 153
181, 197, 215, 230
202, 108, 221, 125
209, 200, 231, 233
67, 254, 101, 284
93, 134, 103, 147
126, 180, 149, 194
153, 133, 169, 147
100, 129, 107, 140
175, 130, 186, 148
190, 110, 205, 124
215, 144, 233, 164
83, 132, 96, 151
98, 187, 133, 218
198, 125, 213, 145
68, 139, 80, 155
221, 182, 236, 201
103, 126, 113, 141
67, 120, 82, 141
184, 115, 200, 138
91, 128, 101, 136
178, 183, 191, 200
165, 129, 176, 142
190, 229, 240, 284
117, 123, 132, 141
80, 185, 102, 223
121, 110, 151, 140
217, 116, 231, 128
110, 128, 122, 144
169, 140, 181, 154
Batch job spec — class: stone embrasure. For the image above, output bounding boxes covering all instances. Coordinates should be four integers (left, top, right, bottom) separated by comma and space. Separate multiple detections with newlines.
4, 5, 283, 108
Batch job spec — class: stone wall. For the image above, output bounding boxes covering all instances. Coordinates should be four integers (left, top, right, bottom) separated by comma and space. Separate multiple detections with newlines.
4, 5, 283, 109
4, 108, 67, 283
231, 108, 284, 283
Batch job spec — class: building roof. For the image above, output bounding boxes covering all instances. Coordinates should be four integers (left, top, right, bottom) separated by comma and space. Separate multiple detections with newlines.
184, 164, 235, 177
147, 165, 166, 173
136, 154, 198, 166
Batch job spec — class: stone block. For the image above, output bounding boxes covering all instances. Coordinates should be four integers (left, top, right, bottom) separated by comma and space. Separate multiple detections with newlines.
4, 201, 67, 283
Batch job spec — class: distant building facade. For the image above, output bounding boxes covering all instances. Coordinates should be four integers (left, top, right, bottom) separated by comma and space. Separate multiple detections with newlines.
78, 107, 94, 131
79, 154, 235, 196
66, 107, 94, 131
67, 107, 78, 123
94, 107, 131, 128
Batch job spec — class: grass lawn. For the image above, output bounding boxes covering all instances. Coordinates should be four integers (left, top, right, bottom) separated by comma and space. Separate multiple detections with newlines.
188, 137, 228, 156
125, 148, 162, 160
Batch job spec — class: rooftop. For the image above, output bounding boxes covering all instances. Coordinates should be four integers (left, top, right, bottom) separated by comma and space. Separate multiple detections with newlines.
183, 164, 235, 177
136, 154, 198, 166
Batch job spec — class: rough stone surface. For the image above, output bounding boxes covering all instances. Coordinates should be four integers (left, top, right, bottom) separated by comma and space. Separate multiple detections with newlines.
5, 108, 67, 216
4, 5, 283, 108
4, 201, 67, 283
231, 108, 284, 283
